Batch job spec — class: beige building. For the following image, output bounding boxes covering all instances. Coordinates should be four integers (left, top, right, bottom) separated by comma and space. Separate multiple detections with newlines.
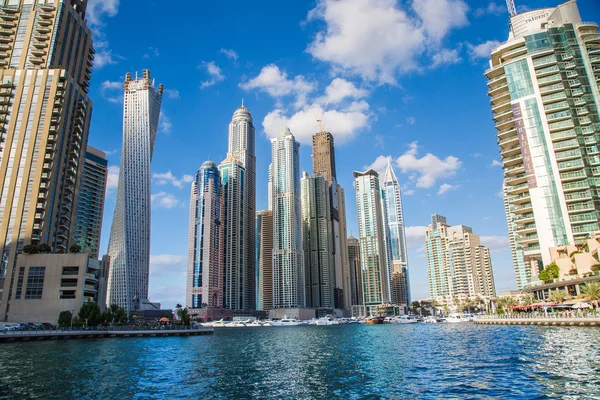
0, 0, 94, 319
7, 253, 100, 323
256, 210, 273, 310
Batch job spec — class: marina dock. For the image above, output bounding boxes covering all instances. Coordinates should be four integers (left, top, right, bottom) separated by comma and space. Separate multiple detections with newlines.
0, 327, 214, 342
476, 316, 600, 327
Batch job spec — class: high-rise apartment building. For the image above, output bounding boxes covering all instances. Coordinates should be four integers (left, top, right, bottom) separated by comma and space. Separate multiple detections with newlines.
487, 1, 600, 286
301, 173, 334, 308
271, 127, 304, 308
106, 71, 163, 314
425, 214, 496, 300
187, 161, 223, 309
503, 183, 529, 289
227, 104, 256, 309
347, 235, 363, 307
382, 161, 410, 306
73, 146, 107, 259
256, 210, 273, 311
353, 169, 389, 315
0, 0, 94, 319
312, 132, 336, 183
219, 156, 249, 310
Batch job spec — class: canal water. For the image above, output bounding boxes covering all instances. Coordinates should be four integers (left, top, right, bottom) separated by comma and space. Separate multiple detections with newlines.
0, 324, 598, 399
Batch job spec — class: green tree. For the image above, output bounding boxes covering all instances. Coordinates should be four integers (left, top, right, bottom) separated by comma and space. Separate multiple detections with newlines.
110, 303, 120, 314
547, 289, 570, 303
78, 302, 102, 326
177, 308, 190, 325
23, 244, 39, 254
539, 269, 551, 282
581, 282, 600, 309
69, 244, 82, 253
58, 310, 73, 327
520, 293, 535, 306
38, 243, 52, 253
546, 263, 560, 279
101, 308, 114, 325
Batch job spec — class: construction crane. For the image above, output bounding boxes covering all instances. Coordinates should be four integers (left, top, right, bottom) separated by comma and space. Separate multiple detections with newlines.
313, 102, 328, 133
506, 0, 517, 17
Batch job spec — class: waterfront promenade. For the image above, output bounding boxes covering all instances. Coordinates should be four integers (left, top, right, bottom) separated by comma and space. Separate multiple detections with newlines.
0, 326, 214, 342
476, 314, 600, 327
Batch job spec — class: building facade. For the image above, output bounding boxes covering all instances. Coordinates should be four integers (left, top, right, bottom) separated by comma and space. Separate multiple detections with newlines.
0, 0, 95, 320
271, 128, 304, 309
227, 104, 256, 309
347, 235, 363, 307
187, 161, 223, 309
256, 210, 273, 311
353, 169, 389, 315
106, 71, 163, 314
425, 214, 496, 301
382, 161, 410, 306
487, 1, 600, 286
73, 146, 107, 259
301, 173, 335, 309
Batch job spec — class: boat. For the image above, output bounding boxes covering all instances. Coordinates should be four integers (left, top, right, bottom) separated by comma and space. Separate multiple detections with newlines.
225, 321, 246, 328
423, 316, 438, 324
270, 315, 303, 326
315, 315, 338, 326
365, 316, 385, 325
445, 313, 464, 324
246, 320, 263, 327
390, 315, 418, 324
211, 319, 227, 328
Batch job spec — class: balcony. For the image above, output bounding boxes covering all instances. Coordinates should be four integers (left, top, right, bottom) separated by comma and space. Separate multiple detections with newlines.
31, 48, 45, 57
537, 74, 562, 86
576, 107, 589, 116
30, 56, 44, 64
535, 65, 560, 77
544, 100, 569, 113
57, 230, 68, 240
555, 149, 581, 161
35, 26, 51, 35
85, 273, 98, 283
37, 192, 48, 201
501, 144, 521, 158
542, 92, 567, 104
504, 46, 528, 59
42, 162, 52, 171
516, 223, 537, 235
32, 41, 48, 49
539, 82, 565, 95
564, 61, 577, 69
495, 117, 514, 131
518, 233, 539, 244
580, 116, 592, 126
492, 100, 511, 114
507, 182, 529, 195
40, 172, 50, 181
0, 28, 14, 36
565, 190, 592, 202
574, 97, 587, 107
515, 213, 535, 225
567, 202, 595, 214
487, 74, 506, 88
37, 18, 52, 26
498, 134, 519, 148
548, 119, 575, 133
38, 12, 54, 19
506, 173, 527, 186
503, 152, 523, 167
488, 83, 508, 97
0, 20, 14, 29
34, 212, 44, 220
504, 164, 525, 176
533, 55, 557, 68
562, 180, 589, 193
511, 193, 531, 205
560, 169, 586, 182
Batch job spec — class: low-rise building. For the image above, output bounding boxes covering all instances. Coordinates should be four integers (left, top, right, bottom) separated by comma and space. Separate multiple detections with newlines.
5, 253, 101, 324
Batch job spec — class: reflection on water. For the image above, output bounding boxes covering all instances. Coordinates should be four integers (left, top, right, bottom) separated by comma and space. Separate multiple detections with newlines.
0, 324, 598, 399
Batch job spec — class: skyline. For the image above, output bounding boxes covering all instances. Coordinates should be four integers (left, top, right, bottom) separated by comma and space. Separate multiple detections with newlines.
86, 0, 600, 308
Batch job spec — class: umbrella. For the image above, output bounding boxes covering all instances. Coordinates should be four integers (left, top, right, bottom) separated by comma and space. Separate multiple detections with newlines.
159, 317, 170, 322
572, 302, 592, 309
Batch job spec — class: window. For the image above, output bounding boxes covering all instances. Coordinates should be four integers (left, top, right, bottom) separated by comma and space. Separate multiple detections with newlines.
25, 267, 45, 300
14, 267, 25, 299
61, 278, 78, 287
62, 266, 79, 275
60, 290, 76, 300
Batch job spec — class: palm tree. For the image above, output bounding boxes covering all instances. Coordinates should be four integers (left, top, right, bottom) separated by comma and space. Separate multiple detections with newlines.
580, 282, 600, 309
520, 293, 535, 306
547, 289, 571, 303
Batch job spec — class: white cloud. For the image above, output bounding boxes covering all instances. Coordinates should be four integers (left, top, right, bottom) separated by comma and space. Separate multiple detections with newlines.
164, 89, 180, 99
375, 135, 385, 149
431, 48, 462, 67
490, 159, 502, 167
474, 2, 506, 17
396, 141, 461, 188
467, 40, 501, 60
480, 236, 510, 251
240, 64, 315, 107
199, 61, 225, 88
86, 0, 121, 69
405, 226, 428, 250
159, 111, 172, 134
151, 192, 180, 209
262, 101, 370, 145
403, 188, 415, 196
406, 116, 416, 125
153, 171, 194, 189
220, 48, 239, 61
318, 78, 368, 104
306, 0, 469, 84
365, 155, 391, 178
143, 47, 160, 59
100, 80, 122, 103
150, 254, 186, 273
86, 0, 119, 26
437, 183, 457, 195
106, 165, 119, 192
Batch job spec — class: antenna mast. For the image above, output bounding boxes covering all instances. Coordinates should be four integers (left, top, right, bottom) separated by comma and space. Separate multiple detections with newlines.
506, 0, 517, 17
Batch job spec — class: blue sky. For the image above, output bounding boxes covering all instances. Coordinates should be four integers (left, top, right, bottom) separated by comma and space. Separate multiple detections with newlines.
86, 0, 600, 308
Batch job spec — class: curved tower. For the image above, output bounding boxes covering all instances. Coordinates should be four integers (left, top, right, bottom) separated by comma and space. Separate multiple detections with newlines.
107, 70, 163, 314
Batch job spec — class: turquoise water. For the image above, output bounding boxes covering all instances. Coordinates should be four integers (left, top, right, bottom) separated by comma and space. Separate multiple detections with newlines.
0, 324, 599, 399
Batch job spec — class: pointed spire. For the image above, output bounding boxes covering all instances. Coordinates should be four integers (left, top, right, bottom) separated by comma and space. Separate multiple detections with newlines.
241, 98, 244, 107
384, 157, 398, 184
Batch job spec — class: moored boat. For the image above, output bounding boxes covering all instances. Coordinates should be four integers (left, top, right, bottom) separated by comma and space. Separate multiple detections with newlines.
365, 316, 386, 325
270, 315, 303, 326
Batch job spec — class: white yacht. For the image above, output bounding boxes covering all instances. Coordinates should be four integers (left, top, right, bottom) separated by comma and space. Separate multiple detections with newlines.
390, 315, 418, 324
445, 313, 464, 323
423, 316, 438, 324
315, 315, 338, 326
246, 320, 263, 327
270, 315, 303, 326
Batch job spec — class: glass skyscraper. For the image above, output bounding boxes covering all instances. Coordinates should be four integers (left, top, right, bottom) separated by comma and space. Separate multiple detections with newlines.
106, 70, 163, 314
487, 1, 600, 287
271, 127, 304, 309
0, 0, 94, 319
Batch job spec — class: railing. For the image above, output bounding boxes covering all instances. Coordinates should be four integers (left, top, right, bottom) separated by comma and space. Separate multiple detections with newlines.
1, 325, 207, 334
479, 312, 600, 320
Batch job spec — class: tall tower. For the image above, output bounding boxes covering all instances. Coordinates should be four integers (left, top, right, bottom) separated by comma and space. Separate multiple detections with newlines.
74, 146, 108, 259
227, 104, 256, 309
487, 1, 600, 286
301, 172, 334, 309
312, 132, 336, 183
106, 70, 163, 314
186, 161, 223, 309
256, 210, 273, 311
347, 235, 363, 307
382, 160, 410, 306
0, 0, 94, 319
271, 127, 304, 308
353, 169, 389, 315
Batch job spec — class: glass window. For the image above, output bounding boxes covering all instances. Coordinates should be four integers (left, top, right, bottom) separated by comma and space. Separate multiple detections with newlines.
25, 266, 45, 299
505, 59, 535, 100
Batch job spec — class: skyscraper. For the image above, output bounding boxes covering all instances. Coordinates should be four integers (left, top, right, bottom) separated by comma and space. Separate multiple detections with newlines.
312, 132, 336, 183
271, 127, 304, 309
227, 104, 256, 309
0, 0, 94, 319
219, 156, 249, 310
256, 210, 273, 311
301, 172, 334, 308
347, 235, 363, 307
107, 71, 163, 314
487, 1, 600, 285
382, 160, 410, 306
353, 169, 389, 315
74, 146, 108, 260
503, 183, 529, 290
187, 161, 223, 309
425, 214, 496, 301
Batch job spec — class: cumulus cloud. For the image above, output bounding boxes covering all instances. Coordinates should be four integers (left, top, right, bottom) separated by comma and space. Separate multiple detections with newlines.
262, 101, 370, 145
164, 89, 180, 99
240, 64, 315, 107
467, 40, 501, 60
396, 142, 461, 188
406, 117, 416, 125
318, 78, 368, 104
490, 159, 502, 167
480, 236, 510, 251
431, 48, 462, 67
106, 165, 120, 193
143, 46, 160, 59
405, 226, 428, 250
220, 48, 239, 61
306, 0, 469, 84
151, 192, 180, 209
100, 80, 122, 103
437, 183, 457, 195
86, 0, 121, 69
159, 111, 172, 134
474, 2, 506, 17
365, 155, 391, 178
150, 254, 187, 274
153, 171, 194, 189
199, 61, 225, 88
